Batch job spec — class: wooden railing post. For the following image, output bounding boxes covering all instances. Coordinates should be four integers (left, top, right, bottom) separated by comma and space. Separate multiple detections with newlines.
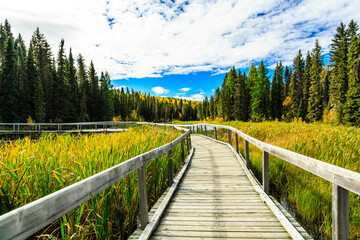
227, 129, 232, 146
262, 151, 269, 194
235, 133, 239, 153
17, 124, 20, 134
332, 184, 349, 240
137, 165, 149, 230
214, 127, 217, 140
245, 140, 250, 168
200, 125, 203, 135
181, 140, 185, 162
204, 126, 207, 136
168, 150, 173, 186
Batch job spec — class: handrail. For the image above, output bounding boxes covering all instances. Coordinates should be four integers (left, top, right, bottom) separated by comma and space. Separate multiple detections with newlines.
190, 123, 360, 240
0, 124, 191, 240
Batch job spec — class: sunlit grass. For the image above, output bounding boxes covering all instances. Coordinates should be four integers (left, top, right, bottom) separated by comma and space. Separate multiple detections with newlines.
0, 125, 186, 239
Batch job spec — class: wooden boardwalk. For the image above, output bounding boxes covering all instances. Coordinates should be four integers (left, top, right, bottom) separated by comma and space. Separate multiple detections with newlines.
146, 135, 310, 239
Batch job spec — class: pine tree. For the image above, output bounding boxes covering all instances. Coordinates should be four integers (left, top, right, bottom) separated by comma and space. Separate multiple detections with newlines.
289, 50, 305, 118
0, 36, 18, 122
31, 28, 54, 121
23, 44, 37, 121
100, 71, 114, 120
234, 69, 248, 121
88, 60, 100, 121
53, 39, 67, 122
15, 34, 29, 121
250, 61, 270, 121
65, 48, 79, 122
302, 52, 312, 120
283, 66, 292, 98
343, 35, 360, 125
308, 39, 323, 121
329, 22, 349, 122
270, 61, 284, 120
77, 54, 89, 121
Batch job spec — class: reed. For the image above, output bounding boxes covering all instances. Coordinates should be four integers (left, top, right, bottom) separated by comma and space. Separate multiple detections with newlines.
0, 125, 185, 239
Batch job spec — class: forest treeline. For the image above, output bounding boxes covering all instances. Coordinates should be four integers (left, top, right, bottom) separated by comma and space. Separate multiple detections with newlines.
0, 20, 200, 123
201, 20, 360, 126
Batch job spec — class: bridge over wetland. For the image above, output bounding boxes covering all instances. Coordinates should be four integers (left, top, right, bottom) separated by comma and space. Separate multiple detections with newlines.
0, 122, 359, 240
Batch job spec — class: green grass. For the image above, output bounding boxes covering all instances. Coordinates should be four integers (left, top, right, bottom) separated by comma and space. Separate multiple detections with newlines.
183, 120, 360, 239
0, 125, 187, 239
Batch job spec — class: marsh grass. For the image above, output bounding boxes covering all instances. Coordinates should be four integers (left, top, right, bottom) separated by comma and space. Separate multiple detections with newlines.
0, 125, 186, 239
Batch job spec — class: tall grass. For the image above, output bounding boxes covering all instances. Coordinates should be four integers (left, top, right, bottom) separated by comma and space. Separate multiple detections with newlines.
210, 121, 360, 239
0, 125, 186, 239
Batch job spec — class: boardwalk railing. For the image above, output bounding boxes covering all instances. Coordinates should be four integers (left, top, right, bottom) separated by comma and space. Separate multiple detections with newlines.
0, 121, 137, 134
0, 123, 191, 240
191, 123, 360, 240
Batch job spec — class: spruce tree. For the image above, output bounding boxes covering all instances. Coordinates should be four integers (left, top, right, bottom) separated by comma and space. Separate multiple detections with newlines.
0, 36, 18, 122
302, 52, 312, 120
77, 54, 89, 121
15, 34, 29, 121
88, 60, 100, 121
65, 48, 79, 122
283, 66, 292, 98
343, 35, 360, 125
270, 61, 284, 120
100, 71, 114, 120
53, 39, 67, 122
329, 22, 349, 122
289, 50, 305, 118
308, 39, 323, 121
234, 69, 248, 121
31, 28, 53, 121
23, 44, 37, 121
250, 61, 270, 121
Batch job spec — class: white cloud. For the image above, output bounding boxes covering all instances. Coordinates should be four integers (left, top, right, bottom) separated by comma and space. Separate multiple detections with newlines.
179, 87, 191, 92
175, 91, 205, 101
152, 86, 169, 95
1, 0, 359, 79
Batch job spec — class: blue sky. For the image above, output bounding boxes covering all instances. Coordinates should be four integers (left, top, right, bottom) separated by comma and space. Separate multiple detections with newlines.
0, 0, 359, 100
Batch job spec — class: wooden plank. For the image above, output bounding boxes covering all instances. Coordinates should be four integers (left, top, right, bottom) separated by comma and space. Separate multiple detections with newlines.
153, 229, 291, 238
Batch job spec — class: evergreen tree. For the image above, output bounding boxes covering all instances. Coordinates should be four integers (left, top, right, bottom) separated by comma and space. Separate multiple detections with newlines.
100, 71, 114, 120
343, 35, 360, 125
270, 61, 284, 120
65, 48, 79, 122
77, 54, 89, 121
308, 39, 323, 121
88, 60, 100, 121
53, 39, 67, 122
329, 22, 349, 122
15, 34, 29, 121
289, 50, 305, 118
250, 61, 270, 121
31, 28, 54, 121
284, 66, 292, 98
0, 36, 18, 122
234, 69, 248, 121
302, 52, 312, 119
23, 44, 37, 121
